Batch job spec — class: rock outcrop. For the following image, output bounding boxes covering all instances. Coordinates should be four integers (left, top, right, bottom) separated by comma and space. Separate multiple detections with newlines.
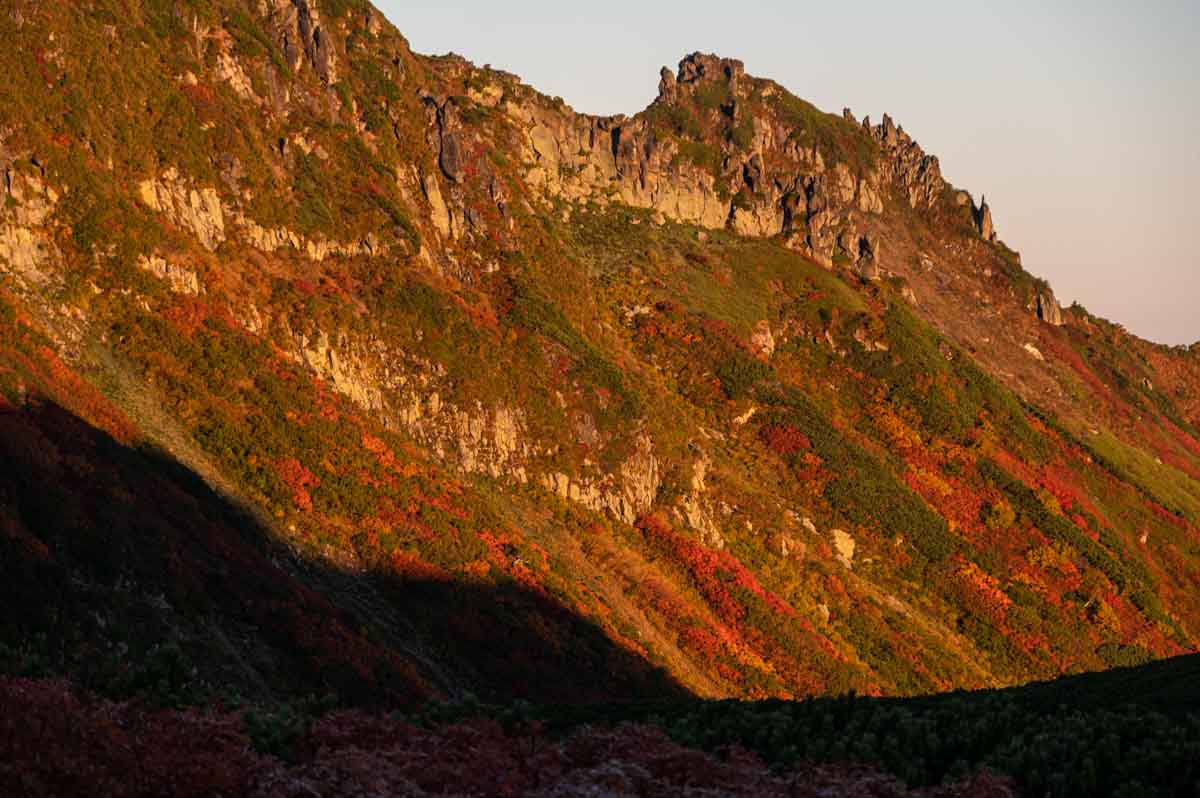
542, 434, 661, 525
1036, 289, 1065, 326
865, 114, 945, 209
214, 46, 255, 101
137, 254, 203, 295
286, 319, 663, 527
421, 173, 453, 238
137, 169, 226, 252
466, 54, 977, 278
855, 234, 882, 280
0, 169, 59, 286
419, 91, 514, 245
831, 528, 857, 569
974, 196, 997, 243
234, 213, 381, 261
267, 0, 338, 84
750, 321, 776, 357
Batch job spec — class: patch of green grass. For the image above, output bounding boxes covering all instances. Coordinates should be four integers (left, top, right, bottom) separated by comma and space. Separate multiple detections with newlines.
673, 139, 721, 180
646, 103, 704, 140
693, 82, 731, 111
730, 118, 754, 149
508, 280, 638, 423
770, 92, 878, 174
855, 303, 1046, 457
671, 238, 865, 332
1084, 430, 1200, 524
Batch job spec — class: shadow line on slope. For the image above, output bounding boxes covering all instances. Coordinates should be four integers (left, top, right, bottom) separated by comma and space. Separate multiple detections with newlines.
0, 399, 688, 707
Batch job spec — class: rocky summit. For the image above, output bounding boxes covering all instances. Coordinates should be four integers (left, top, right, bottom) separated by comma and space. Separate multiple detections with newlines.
0, 1, 1198, 795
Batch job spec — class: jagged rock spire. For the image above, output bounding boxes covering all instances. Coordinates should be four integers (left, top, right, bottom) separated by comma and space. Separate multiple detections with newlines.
974, 195, 996, 243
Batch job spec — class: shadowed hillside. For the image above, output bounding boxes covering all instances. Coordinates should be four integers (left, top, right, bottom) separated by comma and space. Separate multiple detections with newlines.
0, 399, 684, 706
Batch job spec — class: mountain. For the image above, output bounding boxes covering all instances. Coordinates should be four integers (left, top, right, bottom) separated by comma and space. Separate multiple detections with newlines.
2, 0, 1199, 725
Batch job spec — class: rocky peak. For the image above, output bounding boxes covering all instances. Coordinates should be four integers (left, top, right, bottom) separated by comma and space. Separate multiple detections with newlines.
658, 66, 676, 96
656, 53, 746, 105
862, 113, 944, 208
676, 52, 745, 86
492, 55, 1010, 277
879, 113, 902, 148
974, 195, 997, 242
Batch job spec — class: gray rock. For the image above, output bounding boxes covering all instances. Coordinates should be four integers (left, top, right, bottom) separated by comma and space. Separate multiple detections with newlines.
269, 0, 338, 84
658, 66, 676, 97
1036, 290, 1065, 326
676, 53, 744, 85
974, 195, 997, 242
856, 234, 881, 280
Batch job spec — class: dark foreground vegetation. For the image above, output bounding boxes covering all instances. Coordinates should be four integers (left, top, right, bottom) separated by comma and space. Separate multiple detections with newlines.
532, 652, 1200, 798
3, 654, 1196, 797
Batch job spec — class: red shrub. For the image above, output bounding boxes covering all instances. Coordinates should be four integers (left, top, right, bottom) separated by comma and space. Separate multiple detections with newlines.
759, 423, 811, 456
276, 457, 319, 512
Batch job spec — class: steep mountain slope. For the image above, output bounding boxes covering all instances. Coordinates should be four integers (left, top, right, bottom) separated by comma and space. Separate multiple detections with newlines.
1, 0, 1198, 706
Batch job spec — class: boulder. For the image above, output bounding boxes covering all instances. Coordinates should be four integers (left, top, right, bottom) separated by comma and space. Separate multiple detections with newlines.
751, 320, 776, 358
856, 234, 881, 280
831, 529, 856, 568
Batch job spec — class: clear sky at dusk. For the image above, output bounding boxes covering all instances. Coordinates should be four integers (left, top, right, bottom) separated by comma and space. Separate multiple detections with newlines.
376, 1, 1198, 345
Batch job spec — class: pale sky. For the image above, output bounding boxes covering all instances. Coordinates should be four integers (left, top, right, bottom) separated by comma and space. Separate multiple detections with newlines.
376, 1, 1199, 346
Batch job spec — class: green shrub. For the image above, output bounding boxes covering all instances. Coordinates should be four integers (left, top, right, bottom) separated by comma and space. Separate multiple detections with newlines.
114, 642, 203, 709
674, 140, 721, 179
693, 82, 731, 111
716, 353, 768, 399
244, 695, 335, 762
730, 119, 755, 149
983, 500, 1016, 531
1097, 643, 1153, 669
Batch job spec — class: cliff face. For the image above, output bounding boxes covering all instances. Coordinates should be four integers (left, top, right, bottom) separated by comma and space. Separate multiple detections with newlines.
1, 0, 1199, 706
437, 52, 946, 271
